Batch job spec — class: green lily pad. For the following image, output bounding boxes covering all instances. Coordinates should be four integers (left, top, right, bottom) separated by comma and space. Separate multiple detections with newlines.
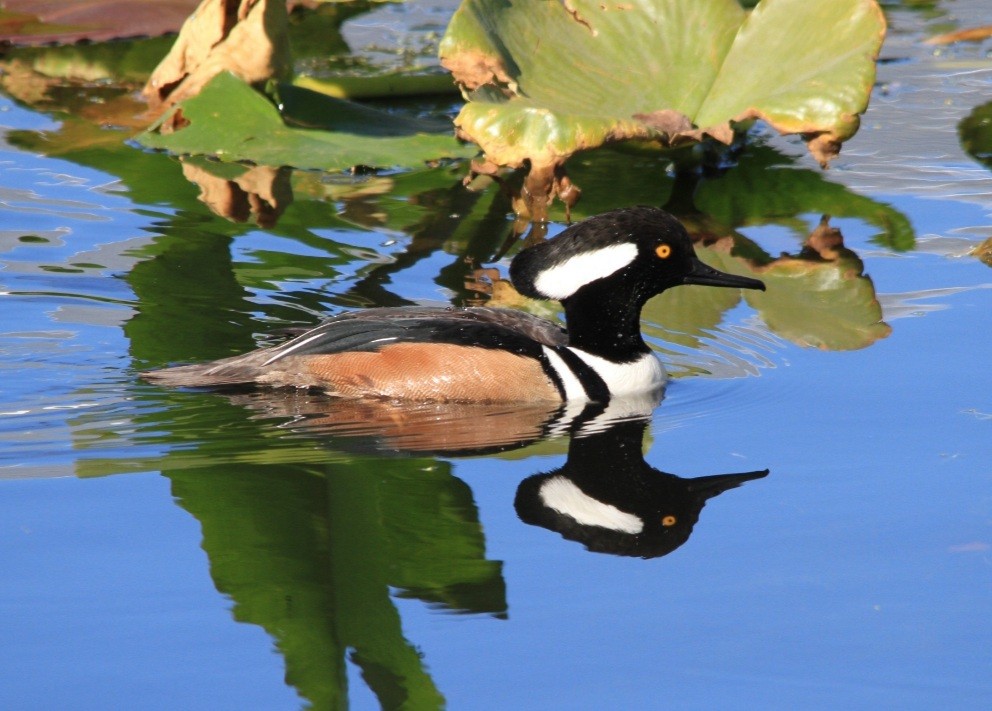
744, 260, 890, 352
960, 100, 992, 171
137, 71, 476, 171
440, 0, 885, 210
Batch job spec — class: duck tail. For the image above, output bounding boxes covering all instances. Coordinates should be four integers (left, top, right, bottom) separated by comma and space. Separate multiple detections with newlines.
140, 355, 264, 388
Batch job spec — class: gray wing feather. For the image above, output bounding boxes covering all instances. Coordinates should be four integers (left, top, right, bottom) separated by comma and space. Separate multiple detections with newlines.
141, 306, 567, 388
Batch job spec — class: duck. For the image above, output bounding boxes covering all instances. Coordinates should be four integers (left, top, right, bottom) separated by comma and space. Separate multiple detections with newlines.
515, 415, 769, 558
141, 206, 765, 403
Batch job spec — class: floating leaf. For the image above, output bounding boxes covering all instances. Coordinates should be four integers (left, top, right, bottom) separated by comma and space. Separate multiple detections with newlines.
137, 71, 476, 171
971, 237, 992, 267
294, 72, 459, 101
143, 0, 292, 111
959, 100, 992, 171
440, 0, 886, 216
743, 261, 890, 351
0, 0, 199, 45
617, 214, 889, 356
925, 25, 992, 45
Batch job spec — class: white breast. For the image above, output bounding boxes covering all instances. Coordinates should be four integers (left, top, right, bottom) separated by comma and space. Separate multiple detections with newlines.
568, 348, 667, 398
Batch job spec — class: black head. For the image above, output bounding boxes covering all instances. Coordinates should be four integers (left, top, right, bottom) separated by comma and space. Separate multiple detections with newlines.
510, 206, 765, 302
514, 417, 770, 558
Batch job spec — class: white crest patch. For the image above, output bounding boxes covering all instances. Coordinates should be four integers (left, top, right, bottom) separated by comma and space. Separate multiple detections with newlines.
533, 243, 638, 300
539, 476, 643, 534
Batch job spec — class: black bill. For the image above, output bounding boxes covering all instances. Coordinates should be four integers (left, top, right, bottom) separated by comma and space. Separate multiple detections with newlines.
683, 258, 766, 291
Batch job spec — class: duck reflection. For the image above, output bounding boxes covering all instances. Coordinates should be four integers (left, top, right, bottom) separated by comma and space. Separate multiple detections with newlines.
212, 388, 767, 560
515, 416, 768, 558
217, 387, 667, 457
81, 383, 766, 709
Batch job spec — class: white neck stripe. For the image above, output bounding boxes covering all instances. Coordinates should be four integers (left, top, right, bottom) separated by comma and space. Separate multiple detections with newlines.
533, 243, 638, 300
542, 346, 587, 401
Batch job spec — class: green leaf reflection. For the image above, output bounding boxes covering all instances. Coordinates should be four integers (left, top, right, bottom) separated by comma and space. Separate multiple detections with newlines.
168, 456, 501, 710
546, 143, 914, 250
645, 216, 890, 359
74, 400, 505, 710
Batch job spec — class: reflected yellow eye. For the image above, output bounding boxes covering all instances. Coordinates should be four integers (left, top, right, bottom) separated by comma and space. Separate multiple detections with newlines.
655, 244, 672, 259
662, 515, 677, 527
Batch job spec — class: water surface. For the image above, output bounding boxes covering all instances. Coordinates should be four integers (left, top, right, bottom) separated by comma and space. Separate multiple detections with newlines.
2, 2, 991, 709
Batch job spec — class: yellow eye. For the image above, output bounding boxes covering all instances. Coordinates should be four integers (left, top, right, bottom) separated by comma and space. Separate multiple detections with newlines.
662, 515, 677, 527
655, 244, 672, 259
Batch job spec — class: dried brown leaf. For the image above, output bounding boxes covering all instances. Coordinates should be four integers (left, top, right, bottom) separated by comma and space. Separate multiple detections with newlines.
142, 0, 291, 113
439, 51, 517, 93
631, 109, 693, 135
971, 237, 992, 267
924, 25, 992, 45
0, 0, 200, 45
804, 132, 844, 168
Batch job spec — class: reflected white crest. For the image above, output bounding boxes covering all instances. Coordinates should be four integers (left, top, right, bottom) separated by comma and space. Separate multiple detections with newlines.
539, 476, 644, 534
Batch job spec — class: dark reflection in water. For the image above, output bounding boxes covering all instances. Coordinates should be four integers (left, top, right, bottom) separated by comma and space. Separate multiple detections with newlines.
217, 387, 665, 456
515, 415, 768, 558
111, 385, 765, 708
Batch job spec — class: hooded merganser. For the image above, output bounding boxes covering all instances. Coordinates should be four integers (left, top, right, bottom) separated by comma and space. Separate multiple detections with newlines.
515, 416, 769, 558
142, 206, 765, 403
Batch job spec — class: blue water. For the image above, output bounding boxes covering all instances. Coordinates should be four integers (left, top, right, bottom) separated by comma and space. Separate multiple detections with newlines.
2, 3, 992, 710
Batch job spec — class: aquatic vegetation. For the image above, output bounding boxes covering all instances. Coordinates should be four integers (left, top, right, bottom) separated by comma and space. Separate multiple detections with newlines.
3, 0, 889, 220
3, 3, 992, 709
960, 99, 992, 171
440, 0, 886, 217
138, 71, 476, 171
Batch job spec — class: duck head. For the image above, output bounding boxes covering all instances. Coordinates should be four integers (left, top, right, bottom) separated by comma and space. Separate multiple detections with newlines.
510, 206, 765, 303
509, 207, 765, 359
